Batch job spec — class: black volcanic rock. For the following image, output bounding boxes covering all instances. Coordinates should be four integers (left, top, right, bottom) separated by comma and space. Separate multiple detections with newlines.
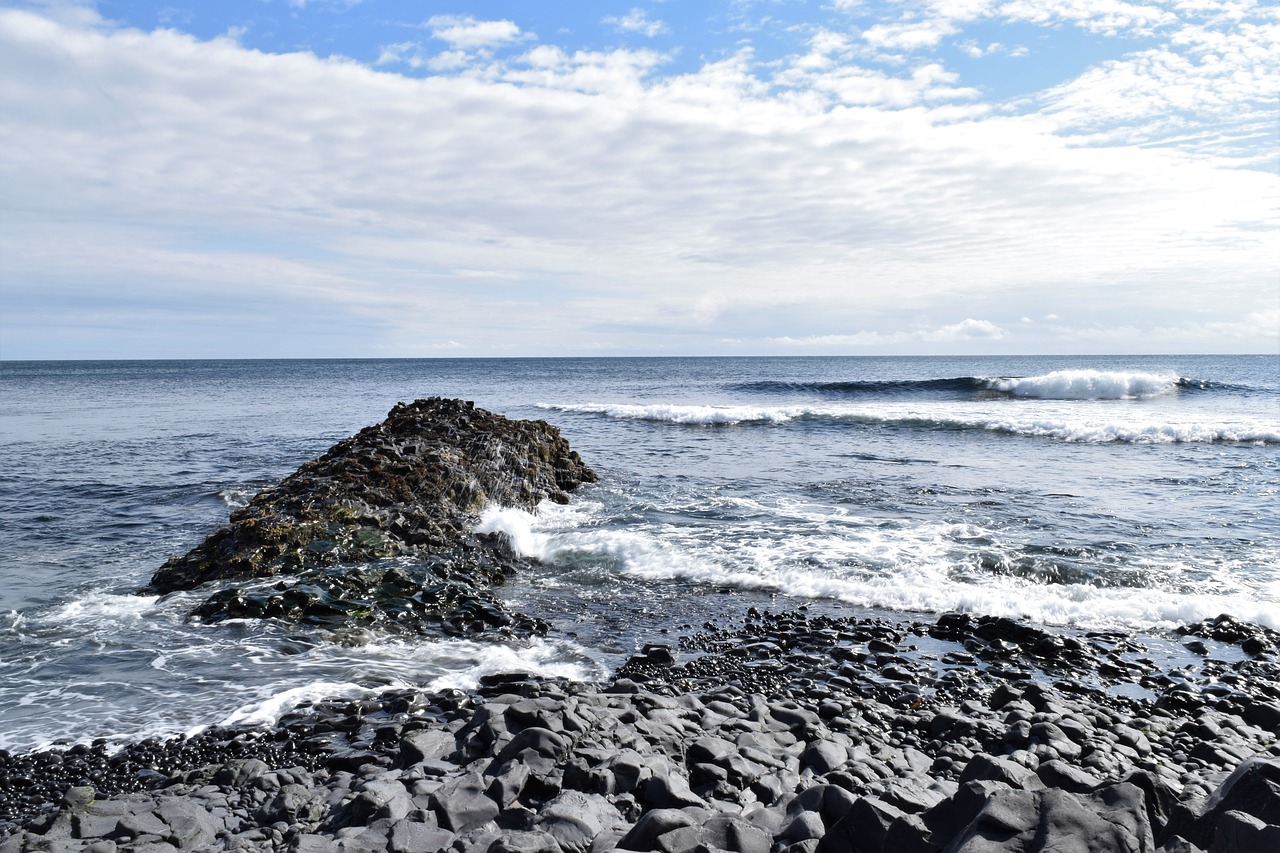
150, 398, 595, 593
147, 398, 595, 635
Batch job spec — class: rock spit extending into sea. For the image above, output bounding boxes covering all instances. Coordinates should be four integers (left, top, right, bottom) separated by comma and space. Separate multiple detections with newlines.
150, 398, 596, 640
3, 402, 1277, 852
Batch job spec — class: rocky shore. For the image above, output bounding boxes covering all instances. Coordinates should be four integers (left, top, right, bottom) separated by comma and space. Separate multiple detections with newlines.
3, 402, 1277, 852
2, 609, 1277, 852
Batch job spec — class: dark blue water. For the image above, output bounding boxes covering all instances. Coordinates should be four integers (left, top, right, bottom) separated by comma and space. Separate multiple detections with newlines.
1, 355, 1277, 751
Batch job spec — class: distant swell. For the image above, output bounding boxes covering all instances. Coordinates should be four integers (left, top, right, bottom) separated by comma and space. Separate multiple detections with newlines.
735, 371, 1230, 401
732, 377, 988, 395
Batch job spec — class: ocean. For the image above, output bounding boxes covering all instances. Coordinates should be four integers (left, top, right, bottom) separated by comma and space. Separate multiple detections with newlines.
1, 355, 1277, 754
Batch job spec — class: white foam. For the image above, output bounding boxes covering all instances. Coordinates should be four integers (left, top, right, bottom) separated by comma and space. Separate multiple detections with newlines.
509, 492, 1280, 632
219, 634, 601, 728
425, 638, 601, 692
976, 414, 1280, 444
218, 487, 257, 509
476, 505, 553, 559
986, 370, 1180, 400
38, 592, 161, 626
542, 402, 1279, 444
220, 680, 371, 728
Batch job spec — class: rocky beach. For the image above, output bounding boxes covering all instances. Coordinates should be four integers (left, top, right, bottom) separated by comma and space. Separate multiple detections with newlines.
2, 399, 1277, 852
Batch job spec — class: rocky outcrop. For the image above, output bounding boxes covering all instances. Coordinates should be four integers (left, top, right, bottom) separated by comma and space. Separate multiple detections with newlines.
147, 398, 595, 636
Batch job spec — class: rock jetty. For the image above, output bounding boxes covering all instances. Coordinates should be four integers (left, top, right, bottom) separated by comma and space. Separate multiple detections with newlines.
148, 398, 595, 638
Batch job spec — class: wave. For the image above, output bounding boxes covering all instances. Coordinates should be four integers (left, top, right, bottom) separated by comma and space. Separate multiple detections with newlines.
735, 371, 1231, 401
988, 370, 1181, 400
733, 377, 989, 396
541, 402, 1280, 444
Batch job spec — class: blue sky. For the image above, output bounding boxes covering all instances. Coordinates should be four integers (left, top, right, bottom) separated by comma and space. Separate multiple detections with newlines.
1, 0, 1277, 358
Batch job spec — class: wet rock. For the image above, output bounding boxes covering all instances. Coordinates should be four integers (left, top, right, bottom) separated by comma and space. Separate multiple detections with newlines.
149, 399, 595, 639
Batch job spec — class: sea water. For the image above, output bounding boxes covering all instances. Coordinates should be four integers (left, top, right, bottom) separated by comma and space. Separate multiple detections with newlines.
0, 355, 1277, 752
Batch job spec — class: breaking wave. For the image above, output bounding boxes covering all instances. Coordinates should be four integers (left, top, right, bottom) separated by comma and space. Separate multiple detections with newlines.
988, 370, 1181, 400
542, 402, 1280, 444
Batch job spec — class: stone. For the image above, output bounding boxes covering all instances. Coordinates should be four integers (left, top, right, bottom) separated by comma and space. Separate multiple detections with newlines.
341, 778, 414, 825
116, 810, 171, 839
486, 830, 565, 853
498, 728, 571, 764
947, 785, 1154, 853
820, 795, 904, 853
1159, 757, 1280, 849
1210, 809, 1280, 853
294, 832, 343, 853
431, 772, 499, 835
1036, 759, 1104, 794
640, 774, 706, 810
535, 791, 621, 853
154, 797, 219, 849
617, 809, 698, 851
958, 754, 1045, 790
780, 812, 826, 843
150, 399, 595, 641
402, 731, 457, 766
389, 821, 455, 853
800, 742, 847, 776
700, 815, 772, 853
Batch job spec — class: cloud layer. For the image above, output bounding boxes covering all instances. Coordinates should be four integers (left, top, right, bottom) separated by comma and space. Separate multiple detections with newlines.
0, 1, 1276, 357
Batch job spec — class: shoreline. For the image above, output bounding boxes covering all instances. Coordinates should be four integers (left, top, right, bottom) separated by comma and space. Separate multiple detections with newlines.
3, 609, 1277, 851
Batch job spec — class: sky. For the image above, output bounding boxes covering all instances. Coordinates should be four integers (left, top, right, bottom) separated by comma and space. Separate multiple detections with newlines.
0, 0, 1277, 358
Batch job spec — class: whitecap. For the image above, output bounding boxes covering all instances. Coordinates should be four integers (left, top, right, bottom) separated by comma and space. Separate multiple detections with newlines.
985, 370, 1179, 400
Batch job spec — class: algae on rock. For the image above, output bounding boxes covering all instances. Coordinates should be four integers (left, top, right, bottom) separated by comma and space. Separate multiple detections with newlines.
147, 398, 596, 637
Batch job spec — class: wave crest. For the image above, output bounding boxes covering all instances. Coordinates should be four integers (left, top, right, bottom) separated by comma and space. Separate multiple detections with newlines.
985, 370, 1179, 400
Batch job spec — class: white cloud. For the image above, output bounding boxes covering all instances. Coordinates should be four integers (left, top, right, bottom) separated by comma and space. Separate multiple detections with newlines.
604, 8, 669, 38
376, 42, 471, 71
1037, 17, 1280, 160
0, 6, 1275, 357
958, 39, 1003, 58
997, 0, 1176, 37
861, 19, 959, 51
426, 15, 524, 50
925, 318, 1007, 341
769, 318, 1006, 347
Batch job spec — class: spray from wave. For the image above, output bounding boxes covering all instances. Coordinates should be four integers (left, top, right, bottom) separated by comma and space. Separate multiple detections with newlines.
476, 503, 1280, 632
984, 370, 1179, 400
